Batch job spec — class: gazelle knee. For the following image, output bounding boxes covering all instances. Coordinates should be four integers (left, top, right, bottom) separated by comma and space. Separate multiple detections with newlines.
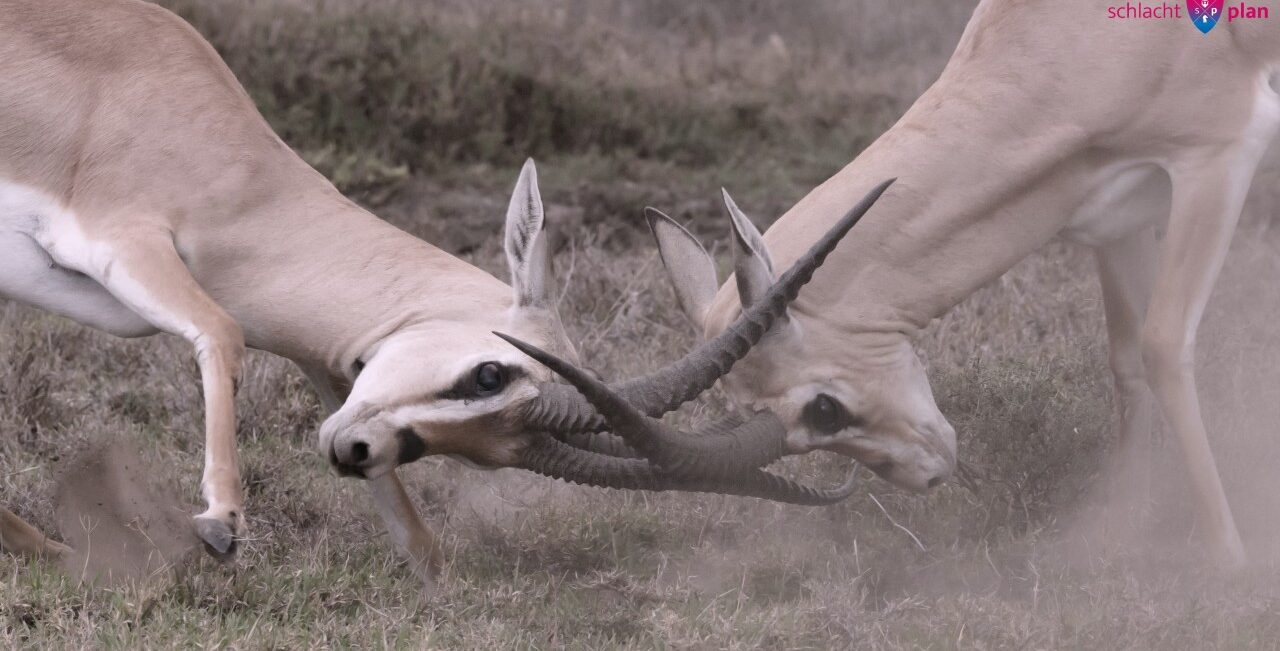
1108, 344, 1148, 395
1140, 326, 1193, 388
194, 318, 245, 376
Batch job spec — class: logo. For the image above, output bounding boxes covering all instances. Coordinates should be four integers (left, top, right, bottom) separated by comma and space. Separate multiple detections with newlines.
1107, 1, 1268, 29
1187, 0, 1224, 32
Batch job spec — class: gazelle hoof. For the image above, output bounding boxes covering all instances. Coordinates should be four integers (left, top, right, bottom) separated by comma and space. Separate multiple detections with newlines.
193, 515, 238, 559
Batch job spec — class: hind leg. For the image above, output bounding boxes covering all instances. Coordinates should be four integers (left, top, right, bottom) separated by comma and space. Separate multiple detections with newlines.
0, 236, 144, 562
1095, 227, 1159, 520
1142, 151, 1263, 567
0, 507, 70, 560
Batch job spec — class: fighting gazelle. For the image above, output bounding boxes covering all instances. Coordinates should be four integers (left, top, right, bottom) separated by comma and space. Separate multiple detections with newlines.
0, 0, 871, 583
632, 1, 1278, 566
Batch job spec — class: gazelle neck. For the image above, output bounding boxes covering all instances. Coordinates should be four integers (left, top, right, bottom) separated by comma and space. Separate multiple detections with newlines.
711, 0, 1274, 344
721, 84, 1090, 341
198, 171, 511, 378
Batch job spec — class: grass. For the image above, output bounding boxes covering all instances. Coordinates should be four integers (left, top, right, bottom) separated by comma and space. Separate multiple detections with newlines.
6, 0, 1280, 648
7, 233, 1280, 648
158, 0, 957, 211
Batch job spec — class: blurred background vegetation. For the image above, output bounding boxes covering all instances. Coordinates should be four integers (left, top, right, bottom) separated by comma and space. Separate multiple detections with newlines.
162, 0, 972, 209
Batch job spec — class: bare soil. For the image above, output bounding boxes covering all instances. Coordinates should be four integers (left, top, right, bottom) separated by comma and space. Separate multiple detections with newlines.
53, 440, 199, 585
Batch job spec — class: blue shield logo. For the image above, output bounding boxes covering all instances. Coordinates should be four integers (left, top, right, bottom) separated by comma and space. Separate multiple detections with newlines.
1187, 0, 1224, 33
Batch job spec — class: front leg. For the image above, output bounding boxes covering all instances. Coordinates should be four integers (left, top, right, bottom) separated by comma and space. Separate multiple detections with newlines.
1142, 152, 1264, 568
76, 231, 245, 557
1094, 227, 1158, 517
370, 471, 444, 589
301, 367, 443, 589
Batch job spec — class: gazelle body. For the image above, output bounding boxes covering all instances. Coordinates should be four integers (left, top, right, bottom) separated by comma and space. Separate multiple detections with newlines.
0, 0, 864, 582
0, 0, 580, 581
653, 2, 1279, 565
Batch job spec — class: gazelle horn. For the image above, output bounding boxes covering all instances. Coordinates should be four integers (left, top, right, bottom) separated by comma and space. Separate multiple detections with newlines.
503, 179, 894, 476
517, 433, 857, 506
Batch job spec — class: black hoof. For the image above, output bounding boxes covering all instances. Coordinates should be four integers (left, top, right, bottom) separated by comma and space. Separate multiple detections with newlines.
194, 516, 237, 560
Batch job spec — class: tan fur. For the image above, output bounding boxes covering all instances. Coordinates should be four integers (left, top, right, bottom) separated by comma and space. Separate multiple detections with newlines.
0, 507, 71, 559
673, 1, 1278, 566
0, 0, 573, 584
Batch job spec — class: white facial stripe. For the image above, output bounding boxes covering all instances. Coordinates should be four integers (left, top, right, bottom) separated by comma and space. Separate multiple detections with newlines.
390, 402, 485, 426
385, 383, 536, 426
842, 430, 911, 456
440, 349, 548, 383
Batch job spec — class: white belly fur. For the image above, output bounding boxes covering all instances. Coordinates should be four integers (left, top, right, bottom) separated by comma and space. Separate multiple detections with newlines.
0, 179, 156, 337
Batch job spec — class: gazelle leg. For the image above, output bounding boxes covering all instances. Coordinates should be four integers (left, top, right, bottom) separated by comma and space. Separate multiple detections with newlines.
370, 472, 444, 589
0, 507, 70, 560
87, 234, 245, 557
1142, 155, 1257, 567
301, 367, 443, 589
1094, 227, 1158, 514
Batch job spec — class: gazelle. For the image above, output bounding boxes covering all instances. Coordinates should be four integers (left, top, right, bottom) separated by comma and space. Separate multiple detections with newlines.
645, 1, 1279, 566
0, 0, 863, 583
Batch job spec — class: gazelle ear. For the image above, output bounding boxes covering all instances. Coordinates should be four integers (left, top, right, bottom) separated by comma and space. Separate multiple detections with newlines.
505, 159, 551, 308
646, 208, 719, 329
722, 189, 782, 315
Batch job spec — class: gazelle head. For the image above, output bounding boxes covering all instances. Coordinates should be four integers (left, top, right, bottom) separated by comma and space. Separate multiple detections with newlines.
319, 159, 578, 479
320, 167, 893, 505
648, 188, 957, 492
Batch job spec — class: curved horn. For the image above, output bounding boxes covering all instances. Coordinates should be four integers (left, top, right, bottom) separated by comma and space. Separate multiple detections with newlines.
496, 332, 791, 476
561, 430, 642, 459
515, 178, 895, 436
518, 434, 857, 506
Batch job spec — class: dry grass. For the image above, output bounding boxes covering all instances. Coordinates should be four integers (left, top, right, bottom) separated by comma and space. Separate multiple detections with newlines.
6, 0, 1280, 648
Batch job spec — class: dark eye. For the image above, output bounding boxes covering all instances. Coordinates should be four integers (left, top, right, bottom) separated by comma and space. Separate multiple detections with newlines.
474, 362, 505, 395
802, 393, 858, 435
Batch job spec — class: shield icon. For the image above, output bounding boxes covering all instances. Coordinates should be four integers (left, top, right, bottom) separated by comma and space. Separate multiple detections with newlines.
1186, 0, 1224, 33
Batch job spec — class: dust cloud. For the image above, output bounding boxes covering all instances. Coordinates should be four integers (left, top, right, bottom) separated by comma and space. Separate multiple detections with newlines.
52, 439, 200, 585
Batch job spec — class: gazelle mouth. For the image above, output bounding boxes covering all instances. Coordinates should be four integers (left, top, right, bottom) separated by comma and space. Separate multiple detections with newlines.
332, 461, 367, 479
495, 180, 896, 505
327, 444, 368, 479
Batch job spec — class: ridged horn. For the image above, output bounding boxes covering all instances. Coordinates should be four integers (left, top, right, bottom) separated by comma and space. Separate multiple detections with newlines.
497, 333, 793, 477
516, 178, 895, 437
517, 433, 857, 506
561, 431, 642, 459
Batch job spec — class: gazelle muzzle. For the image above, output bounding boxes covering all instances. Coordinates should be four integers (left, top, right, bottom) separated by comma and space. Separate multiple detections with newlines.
495, 179, 896, 504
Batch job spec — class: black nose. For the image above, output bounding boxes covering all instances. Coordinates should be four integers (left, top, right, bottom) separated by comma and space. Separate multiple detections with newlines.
927, 475, 944, 489
350, 441, 370, 463
330, 438, 371, 478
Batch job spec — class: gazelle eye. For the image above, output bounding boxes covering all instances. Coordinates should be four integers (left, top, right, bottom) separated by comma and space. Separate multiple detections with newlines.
474, 362, 505, 395
802, 393, 856, 435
